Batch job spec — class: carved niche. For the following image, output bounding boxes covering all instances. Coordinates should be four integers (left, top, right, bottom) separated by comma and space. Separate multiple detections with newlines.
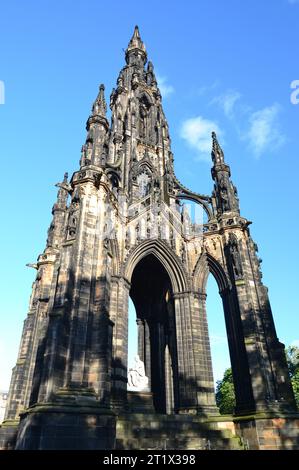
67, 191, 80, 240
137, 168, 152, 198
138, 94, 151, 140
228, 233, 243, 280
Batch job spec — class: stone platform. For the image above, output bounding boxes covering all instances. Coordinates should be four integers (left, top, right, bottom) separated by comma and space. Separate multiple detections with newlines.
115, 414, 242, 450
1, 399, 299, 450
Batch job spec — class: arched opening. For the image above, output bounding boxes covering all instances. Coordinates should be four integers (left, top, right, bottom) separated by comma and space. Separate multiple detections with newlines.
129, 254, 179, 414
206, 275, 234, 412
128, 298, 138, 371
194, 252, 255, 415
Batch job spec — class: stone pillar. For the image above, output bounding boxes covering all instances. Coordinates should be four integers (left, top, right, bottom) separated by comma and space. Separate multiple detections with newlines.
192, 292, 218, 414
144, 320, 151, 387
110, 276, 130, 409
173, 292, 198, 413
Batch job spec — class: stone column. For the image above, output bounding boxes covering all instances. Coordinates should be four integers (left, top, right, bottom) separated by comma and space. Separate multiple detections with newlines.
192, 292, 218, 414
173, 292, 198, 413
144, 320, 151, 387
110, 276, 130, 409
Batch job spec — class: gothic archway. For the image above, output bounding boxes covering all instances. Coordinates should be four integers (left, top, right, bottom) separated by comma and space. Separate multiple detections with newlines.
124, 239, 189, 293
193, 252, 255, 414
130, 254, 179, 413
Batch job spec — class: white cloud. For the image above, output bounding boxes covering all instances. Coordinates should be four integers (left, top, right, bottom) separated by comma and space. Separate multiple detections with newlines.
211, 90, 241, 118
156, 75, 174, 98
245, 104, 285, 157
180, 116, 222, 161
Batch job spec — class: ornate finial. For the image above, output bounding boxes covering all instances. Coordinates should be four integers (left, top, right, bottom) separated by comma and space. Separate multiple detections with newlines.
128, 26, 145, 49
92, 83, 107, 116
63, 172, 68, 183
211, 131, 224, 164
126, 25, 147, 65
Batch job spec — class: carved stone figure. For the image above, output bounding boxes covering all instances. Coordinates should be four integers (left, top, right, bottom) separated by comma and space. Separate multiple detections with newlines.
127, 355, 149, 391
219, 178, 230, 212
229, 234, 243, 279
139, 102, 147, 138
137, 171, 151, 198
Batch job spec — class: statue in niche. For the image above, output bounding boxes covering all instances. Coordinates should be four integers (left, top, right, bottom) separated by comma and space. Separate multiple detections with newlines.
137, 171, 151, 198
139, 101, 147, 138
67, 193, 80, 239
68, 213, 77, 237
219, 177, 230, 212
229, 234, 243, 279
127, 355, 149, 391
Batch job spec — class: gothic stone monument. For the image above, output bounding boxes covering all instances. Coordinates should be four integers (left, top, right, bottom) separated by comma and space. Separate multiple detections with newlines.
1, 27, 298, 450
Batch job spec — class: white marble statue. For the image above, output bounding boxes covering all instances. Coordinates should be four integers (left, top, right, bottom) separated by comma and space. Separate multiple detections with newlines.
127, 355, 149, 391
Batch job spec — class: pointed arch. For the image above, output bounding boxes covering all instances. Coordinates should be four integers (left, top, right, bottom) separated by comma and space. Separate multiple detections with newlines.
193, 251, 231, 294
138, 90, 153, 106
123, 239, 189, 293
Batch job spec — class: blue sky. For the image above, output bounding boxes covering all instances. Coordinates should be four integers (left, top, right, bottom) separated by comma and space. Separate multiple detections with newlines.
0, 0, 299, 390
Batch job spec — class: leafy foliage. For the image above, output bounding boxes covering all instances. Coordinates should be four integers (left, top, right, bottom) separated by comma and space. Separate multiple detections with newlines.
286, 345, 299, 407
216, 346, 299, 415
215, 368, 236, 415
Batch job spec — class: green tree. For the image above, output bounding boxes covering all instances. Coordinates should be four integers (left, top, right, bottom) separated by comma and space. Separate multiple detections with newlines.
216, 368, 236, 415
286, 345, 299, 407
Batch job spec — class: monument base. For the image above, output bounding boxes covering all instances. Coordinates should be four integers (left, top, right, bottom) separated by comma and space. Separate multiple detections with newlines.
1, 403, 299, 450
127, 391, 155, 413
234, 413, 299, 450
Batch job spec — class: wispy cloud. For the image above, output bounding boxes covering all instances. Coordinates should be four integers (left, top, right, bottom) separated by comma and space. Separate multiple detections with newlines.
245, 104, 285, 157
197, 80, 219, 96
210, 334, 227, 346
211, 90, 241, 118
180, 116, 222, 161
156, 74, 174, 98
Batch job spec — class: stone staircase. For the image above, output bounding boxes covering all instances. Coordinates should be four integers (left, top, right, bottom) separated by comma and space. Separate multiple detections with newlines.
115, 414, 243, 450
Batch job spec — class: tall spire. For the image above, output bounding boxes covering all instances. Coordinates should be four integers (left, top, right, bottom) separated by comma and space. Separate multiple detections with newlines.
92, 84, 107, 117
125, 25, 147, 66
211, 131, 225, 165
210, 132, 239, 215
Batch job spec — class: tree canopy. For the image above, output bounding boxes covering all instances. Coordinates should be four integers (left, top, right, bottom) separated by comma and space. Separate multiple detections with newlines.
216, 346, 299, 414
215, 368, 236, 415
286, 345, 299, 407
